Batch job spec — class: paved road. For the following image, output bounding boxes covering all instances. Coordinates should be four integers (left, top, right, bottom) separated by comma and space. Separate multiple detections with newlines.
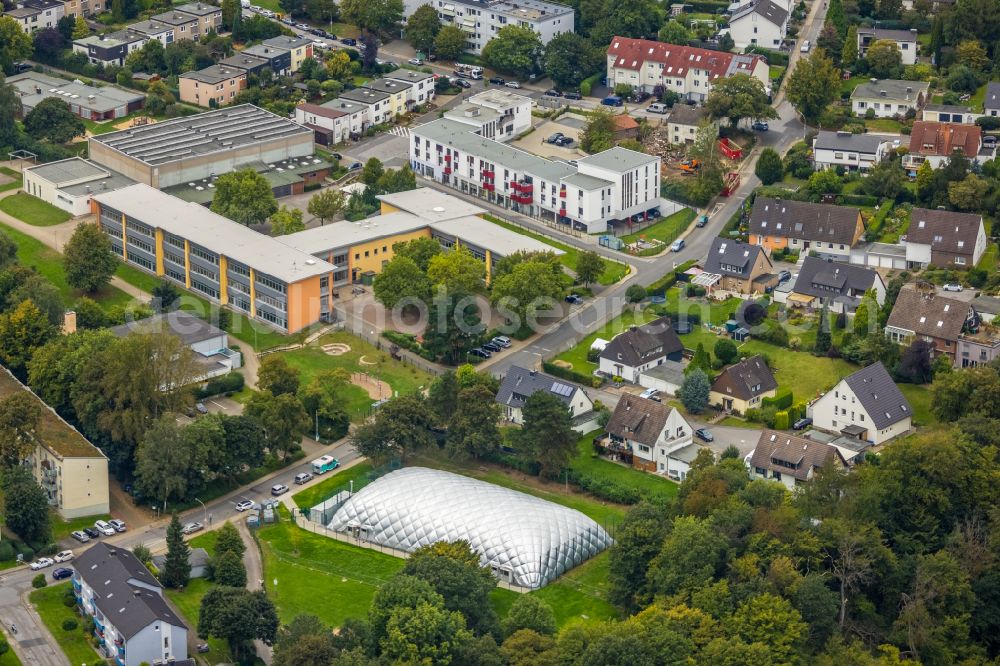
238, 519, 273, 664
0, 567, 69, 666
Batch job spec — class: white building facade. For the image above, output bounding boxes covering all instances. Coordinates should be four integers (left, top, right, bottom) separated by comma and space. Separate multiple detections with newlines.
410, 0, 574, 55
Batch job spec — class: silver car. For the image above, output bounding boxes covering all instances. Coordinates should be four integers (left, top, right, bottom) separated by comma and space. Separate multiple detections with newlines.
181, 522, 204, 535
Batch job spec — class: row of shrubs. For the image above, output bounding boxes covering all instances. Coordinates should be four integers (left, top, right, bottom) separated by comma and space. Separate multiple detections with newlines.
746, 401, 809, 429
492, 453, 667, 505
762, 389, 793, 411
382, 330, 437, 362
194, 371, 245, 399
542, 361, 602, 389
645, 260, 698, 297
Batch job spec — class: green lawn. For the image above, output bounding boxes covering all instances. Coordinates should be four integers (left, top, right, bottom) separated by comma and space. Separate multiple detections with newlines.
977, 243, 998, 272
898, 382, 935, 427
0, 221, 134, 309
278, 331, 433, 421
734, 339, 859, 401
29, 583, 104, 666
865, 118, 905, 133
292, 461, 375, 510
0, 167, 20, 193
969, 82, 988, 113
0, 646, 23, 666
0, 193, 72, 227
484, 214, 629, 285
164, 578, 233, 662
50, 512, 110, 542
552, 306, 650, 373
570, 430, 678, 502
620, 208, 695, 254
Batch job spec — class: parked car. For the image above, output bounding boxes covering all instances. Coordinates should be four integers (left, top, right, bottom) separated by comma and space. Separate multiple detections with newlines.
601, 95, 623, 107
546, 132, 564, 144
181, 522, 204, 534
505, 81, 521, 88
695, 428, 714, 442
942, 283, 963, 292
54, 550, 74, 563
235, 499, 254, 512
565, 294, 584, 305
52, 567, 73, 581
564, 91, 582, 100
793, 417, 813, 430
628, 91, 650, 103
800, 40, 811, 53
12, 62, 32, 73
408, 57, 423, 65
648, 102, 669, 114
544, 88, 562, 97
639, 388, 660, 400
271, 484, 289, 496
752, 121, 769, 131
349, 162, 363, 170
294, 472, 314, 485
777, 269, 792, 283
341, 37, 357, 45
83, 527, 100, 539
196, 644, 210, 654
482, 342, 502, 352
647, 208, 662, 218
70, 530, 90, 543
492, 336, 511, 348
29, 558, 54, 570
469, 348, 491, 359
670, 238, 686, 252
696, 214, 709, 227
94, 520, 116, 536
489, 76, 505, 84
281, 17, 294, 24
109, 519, 126, 532
555, 136, 573, 146
296, 22, 311, 30
312, 40, 327, 49
454, 79, 471, 89
195, 402, 208, 414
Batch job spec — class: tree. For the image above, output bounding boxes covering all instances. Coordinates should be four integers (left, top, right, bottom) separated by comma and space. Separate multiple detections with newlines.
339, 0, 404, 39
434, 25, 466, 61
730, 594, 808, 664
516, 391, 576, 476
63, 222, 117, 293
245, 390, 308, 458
427, 247, 486, 294
199, 587, 279, 661
135, 417, 192, 508
491, 260, 563, 332
815, 304, 832, 354
861, 158, 904, 199
853, 293, 874, 336
580, 109, 615, 154
214, 549, 248, 587
946, 64, 981, 94
33, 27, 66, 61
210, 169, 278, 226
608, 502, 671, 611
955, 39, 989, 71
269, 206, 305, 235
755, 148, 783, 185
151, 280, 181, 312
896, 339, 934, 384
678, 368, 710, 413
825, 0, 847, 38
445, 384, 501, 459
948, 174, 990, 211
427, 371, 459, 426
542, 32, 601, 89
350, 393, 435, 461
406, 4, 440, 52
713, 338, 738, 365
23, 98, 84, 144
0, 17, 33, 75
705, 74, 777, 129
369, 574, 445, 648
819, 519, 889, 627
257, 355, 300, 396
163, 513, 191, 588
687, 342, 712, 375
482, 26, 543, 78
221, 0, 242, 34
27, 329, 115, 418
808, 168, 843, 196
502, 596, 556, 637
0, 300, 56, 375
1, 466, 50, 543
817, 23, 843, 63
866, 40, 903, 78
10, 273, 63, 326
70, 15, 89, 39
360, 158, 385, 189
648, 515, 728, 596
0, 230, 16, 271
0, 392, 42, 468
842, 25, 858, 69
373, 256, 432, 311
575, 250, 603, 287
306, 188, 346, 225
658, 20, 690, 45
274, 615, 337, 666
213, 522, 246, 559
424, 289, 483, 365
788, 49, 841, 124
72, 296, 106, 329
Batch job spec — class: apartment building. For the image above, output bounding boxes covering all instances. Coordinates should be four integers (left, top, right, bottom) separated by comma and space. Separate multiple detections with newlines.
4, 0, 62, 32
178, 64, 247, 106
148, 9, 199, 41
413, 0, 574, 55
262, 35, 313, 72
338, 87, 394, 125
384, 69, 437, 104
74, 543, 188, 666
295, 100, 367, 145
74, 30, 148, 67
127, 18, 175, 44
607, 36, 770, 102
217, 53, 270, 77
241, 43, 293, 75
172, 1, 222, 36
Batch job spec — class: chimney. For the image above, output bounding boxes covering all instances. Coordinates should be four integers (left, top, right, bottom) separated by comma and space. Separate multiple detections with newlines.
62, 310, 77, 335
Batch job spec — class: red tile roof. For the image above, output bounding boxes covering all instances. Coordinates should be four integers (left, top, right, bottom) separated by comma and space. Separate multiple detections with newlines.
908, 121, 981, 157
612, 114, 639, 131
607, 36, 766, 82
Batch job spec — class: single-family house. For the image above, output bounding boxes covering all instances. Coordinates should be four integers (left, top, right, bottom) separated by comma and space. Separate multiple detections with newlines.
807, 362, 912, 445
709, 355, 778, 414
727, 0, 789, 49
701, 236, 775, 294
600, 395, 697, 479
986, 82, 1000, 118
74, 543, 189, 666
903, 207, 986, 269
748, 197, 865, 261
812, 130, 895, 172
921, 104, 980, 125
857, 28, 918, 66
903, 121, 982, 173
598, 316, 684, 383
496, 365, 597, 432
74, 30, 147, 67
178, 64, 247, 107
666, 104, 711, 145
262, 35, 313, 73
851, 79, 928, 119
241, 43, 292, 76
748, 429, 849, 490
789, 256, 886, 314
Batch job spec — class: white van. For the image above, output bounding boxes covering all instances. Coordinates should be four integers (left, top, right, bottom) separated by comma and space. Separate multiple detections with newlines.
240, 0, 250, 7
648, 102, 669, 114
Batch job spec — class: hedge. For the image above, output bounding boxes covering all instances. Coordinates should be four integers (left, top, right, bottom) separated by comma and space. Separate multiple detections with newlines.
744, 46, 789, 66
195, 372, 245, 399
542, 361, 600, 388
763, 389, 793, 410
383, 330, 437, 361
839, 194, 879, 207
774, 410, 790, 430
646, 259, 698, 296
580, 72, 602, 97
651, 307, 702, 326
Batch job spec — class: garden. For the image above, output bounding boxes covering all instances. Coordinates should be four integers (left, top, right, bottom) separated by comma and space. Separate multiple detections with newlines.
0, 193, 72, 227
619, 208, 696, 256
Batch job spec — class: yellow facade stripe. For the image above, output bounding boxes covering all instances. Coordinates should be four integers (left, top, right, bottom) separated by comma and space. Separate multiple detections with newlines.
183, 239, 192, 289
120, 212, 127, 259
154, 229, 165, 276
218, 255, 229, 305
249, 267, 257, 317
485, 249, 492, 285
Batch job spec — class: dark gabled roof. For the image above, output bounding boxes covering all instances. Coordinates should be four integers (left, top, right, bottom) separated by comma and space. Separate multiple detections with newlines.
74, 543, 186, 639
703, 237, 771, 279
886, 285, 969, 341
109, 310, 225, 346
750, 429, 847, 481
987, 82, 1000, 111
842, 362, 912, 429
731, 0, 789, 27
905, 207, 983, 257
496, 366, 582, 411
749, 197, 861, 245
794, 256, 879, 300
858, 27, 918, 42
599, 316, 683, 368
711, 355, 777, 401
606, 396, 673, 447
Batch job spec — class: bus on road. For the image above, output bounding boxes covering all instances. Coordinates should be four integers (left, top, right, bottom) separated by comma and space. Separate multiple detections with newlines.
311, 455, 340, 474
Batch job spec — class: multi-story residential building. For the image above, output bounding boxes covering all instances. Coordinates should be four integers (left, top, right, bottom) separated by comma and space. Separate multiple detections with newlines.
384, 69, 437, 105
666, 105, 712, 145
241, 43, 292, 76
295, 100, 366, 145
851, 79, 929, 118
178, 64, 247, 106
807, 362, 912, 445
1, 366, 110, 519
148, 9, 199, 41
902, 121, 984, 173
451, 89, 531, 140
748, 197, 865, 261
812, 130, 895, 172
748, 429, 848, 490
217, 53, 270, 77
709, 355, 777, 414
701, 237, 775, 295
727, 0, 789, 49
496, 365, 596, 432
599, 395, 698, 480
789, 256, 886, 315
338, 87, 394, 125
74, 543, 188, 666
8, 72, 145, 121
74, 30, 148, 67
857, 27, 918, 65
364, 78, 414, 117
903, 207, 987, 269
172, 1, 222, 36
607, 36, 770, 102
4, 0, 62, 32
262, 35, 313, 72
127, 18, 175, 44
412, 0, 573, 55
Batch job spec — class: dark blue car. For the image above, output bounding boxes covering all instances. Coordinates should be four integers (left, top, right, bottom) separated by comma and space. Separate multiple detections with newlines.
52, 567, 73, 580
601, 95, 623, 107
